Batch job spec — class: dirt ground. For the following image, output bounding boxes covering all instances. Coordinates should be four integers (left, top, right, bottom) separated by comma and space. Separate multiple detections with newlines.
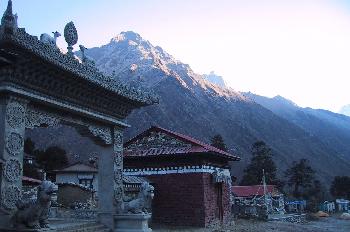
153, 216, 350, 232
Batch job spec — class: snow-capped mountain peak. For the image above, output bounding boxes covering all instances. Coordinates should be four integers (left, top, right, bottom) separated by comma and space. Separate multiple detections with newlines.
111, 31, 143, 43
203, 71, 227, 88
84, 31, 246, 100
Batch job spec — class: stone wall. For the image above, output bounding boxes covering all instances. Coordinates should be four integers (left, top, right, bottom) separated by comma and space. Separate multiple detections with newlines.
57, 184, 94, 207
56, 173, 98, 192
146, 172, 231, 227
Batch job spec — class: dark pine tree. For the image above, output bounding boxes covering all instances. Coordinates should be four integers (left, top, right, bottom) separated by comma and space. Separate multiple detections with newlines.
210, 134, 228, 151
35, 146, 68, 171
284, 158, 315, 198
330, 176, 350, 199
23, 164, 41, 179
240, 141, 281, 187
24, 138, 35, 155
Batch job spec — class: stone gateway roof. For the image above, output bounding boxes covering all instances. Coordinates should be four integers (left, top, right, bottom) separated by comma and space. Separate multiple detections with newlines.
0, 0, 157, 114
7, 29, 158, 106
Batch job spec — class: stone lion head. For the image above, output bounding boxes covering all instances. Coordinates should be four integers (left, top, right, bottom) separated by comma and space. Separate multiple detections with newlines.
37, 181, 58, 204
140, 182, 154, 199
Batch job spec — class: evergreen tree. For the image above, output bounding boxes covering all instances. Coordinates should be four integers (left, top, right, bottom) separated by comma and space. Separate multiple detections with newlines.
284, 158, 315, 198
305, 180, 326, 212
240, 141, 281, 187
210, 134, 228, 151
330, 176, 350, 199
24, 138, 35, 155
36, 146, 68, 171
23, 164, 41, 179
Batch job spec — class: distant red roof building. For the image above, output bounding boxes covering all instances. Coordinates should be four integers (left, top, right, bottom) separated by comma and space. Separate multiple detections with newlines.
22, 176, 42, 186
232, 185, 280, 198
124, 126, 240, 227
52, 162, 98, 173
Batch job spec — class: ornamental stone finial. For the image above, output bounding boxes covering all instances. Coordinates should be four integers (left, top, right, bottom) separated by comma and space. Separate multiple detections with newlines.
64, 21, 78, 56
79, 44, 95, 67
1, 0, 18, 34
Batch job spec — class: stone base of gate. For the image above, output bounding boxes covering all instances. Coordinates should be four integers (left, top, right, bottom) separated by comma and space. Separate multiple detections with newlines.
114, 213, 152, 232
0, 228, 55, 232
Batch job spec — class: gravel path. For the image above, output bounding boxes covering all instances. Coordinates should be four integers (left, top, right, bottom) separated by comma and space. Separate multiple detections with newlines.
154, 217, 350, 232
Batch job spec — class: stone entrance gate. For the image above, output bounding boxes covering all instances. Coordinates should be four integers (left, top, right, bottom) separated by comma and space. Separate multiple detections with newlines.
0, 1, 156, 229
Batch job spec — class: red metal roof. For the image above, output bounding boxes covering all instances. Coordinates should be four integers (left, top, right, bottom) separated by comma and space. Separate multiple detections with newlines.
22, 176, 42, 184
124, 126, 240, 161
232, 185, 279, 197
52, 162, 98, 173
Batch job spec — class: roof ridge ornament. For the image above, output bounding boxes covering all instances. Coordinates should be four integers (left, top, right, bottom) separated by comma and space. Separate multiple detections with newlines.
64, 21, 78, 56
1, 0, 18, 34
79, 44, 95, 67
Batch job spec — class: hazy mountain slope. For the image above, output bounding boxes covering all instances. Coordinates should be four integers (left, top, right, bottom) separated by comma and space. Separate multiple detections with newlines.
339, 104, 350, 117
245, 93, 350, 163
79, 31, 350, 184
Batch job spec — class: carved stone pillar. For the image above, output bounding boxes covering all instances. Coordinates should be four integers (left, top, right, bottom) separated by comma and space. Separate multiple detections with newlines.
97, 126, 124, 230
0, 96, 27, 228
113, 127, 124, 212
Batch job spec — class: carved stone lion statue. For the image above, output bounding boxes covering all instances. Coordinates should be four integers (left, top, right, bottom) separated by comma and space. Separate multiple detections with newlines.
11, 180, 58, 229
124, 182, 154, 214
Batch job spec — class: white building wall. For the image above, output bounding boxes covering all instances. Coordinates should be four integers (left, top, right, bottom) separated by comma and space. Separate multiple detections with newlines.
56, 173, 98, 192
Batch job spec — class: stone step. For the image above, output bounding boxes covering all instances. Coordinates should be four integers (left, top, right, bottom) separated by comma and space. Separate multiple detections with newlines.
55, 221, 98, 231
59, 226, 109, 232
55, 221, 110, 232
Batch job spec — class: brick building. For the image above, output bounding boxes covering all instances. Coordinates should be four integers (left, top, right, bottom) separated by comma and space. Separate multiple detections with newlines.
123, 126, 240, 227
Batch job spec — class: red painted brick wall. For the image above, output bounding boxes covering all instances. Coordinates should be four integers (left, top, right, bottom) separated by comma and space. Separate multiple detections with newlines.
202, 173, 231, 227
146, 172, 231, 227
147, 173, 205, 227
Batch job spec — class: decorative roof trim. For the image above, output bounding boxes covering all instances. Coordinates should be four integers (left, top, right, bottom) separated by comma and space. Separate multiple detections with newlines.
0, 85, 130, 127
125, 126, 240, 161
124, 165, 230, 177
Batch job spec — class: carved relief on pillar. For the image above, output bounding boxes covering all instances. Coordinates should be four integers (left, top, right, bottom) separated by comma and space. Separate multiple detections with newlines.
114, 129, 123, 152
114, 185, 123, 202
114, 168, 123, 183
1, 97, 26, 212
88, 125, 112, 145
5, 132, 23, 156
3, 158, 22, 183
114, 151, 123, 167
6, 100, 26, 129
25, 107, 60, 129
2, 185, 21, 210
113, 127, 124, 208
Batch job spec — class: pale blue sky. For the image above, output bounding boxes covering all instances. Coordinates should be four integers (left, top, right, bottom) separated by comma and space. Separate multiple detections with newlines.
2, 0, 350, 112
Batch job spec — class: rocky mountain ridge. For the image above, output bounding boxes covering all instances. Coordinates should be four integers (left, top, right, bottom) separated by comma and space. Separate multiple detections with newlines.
28, 31, 350, 185
245, 92, 350, 163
